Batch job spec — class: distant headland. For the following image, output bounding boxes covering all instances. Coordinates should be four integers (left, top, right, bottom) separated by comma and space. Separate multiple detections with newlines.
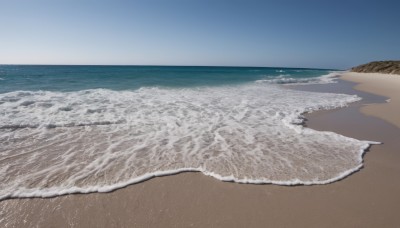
351, 61, 400, 75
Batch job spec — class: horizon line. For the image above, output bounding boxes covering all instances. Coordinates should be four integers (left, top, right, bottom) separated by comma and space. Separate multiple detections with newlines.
0, 63, 341, 71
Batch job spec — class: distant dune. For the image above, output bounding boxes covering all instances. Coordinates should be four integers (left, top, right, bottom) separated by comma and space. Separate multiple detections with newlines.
351, 61, 400, 75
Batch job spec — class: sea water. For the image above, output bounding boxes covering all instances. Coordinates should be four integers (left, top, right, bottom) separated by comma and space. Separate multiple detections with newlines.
0, 65, 377, 199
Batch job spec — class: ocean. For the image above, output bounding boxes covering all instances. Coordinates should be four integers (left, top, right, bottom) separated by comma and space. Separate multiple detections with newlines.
0, 65, 377, 199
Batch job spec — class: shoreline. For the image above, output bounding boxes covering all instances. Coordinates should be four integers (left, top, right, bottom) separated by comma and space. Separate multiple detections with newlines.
1, 73, 400, 227
341, 72, 400, 128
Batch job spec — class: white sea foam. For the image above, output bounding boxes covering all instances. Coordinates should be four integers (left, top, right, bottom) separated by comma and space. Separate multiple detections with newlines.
0, 80, 378, 200
256, 72, 342, 85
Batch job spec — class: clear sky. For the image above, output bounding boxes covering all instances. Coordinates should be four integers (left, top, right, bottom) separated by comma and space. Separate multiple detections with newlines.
1, 0, 399, 69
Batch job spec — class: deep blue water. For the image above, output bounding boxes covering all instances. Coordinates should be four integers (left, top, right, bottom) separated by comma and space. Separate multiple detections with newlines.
0, 65, 334, 93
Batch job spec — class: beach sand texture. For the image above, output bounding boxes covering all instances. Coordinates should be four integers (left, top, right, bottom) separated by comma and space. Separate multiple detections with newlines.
342, 72, 400, 128
1, 73, 400, 228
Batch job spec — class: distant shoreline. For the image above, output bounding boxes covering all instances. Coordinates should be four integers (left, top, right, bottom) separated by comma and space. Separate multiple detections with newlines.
351, 61, 400, 75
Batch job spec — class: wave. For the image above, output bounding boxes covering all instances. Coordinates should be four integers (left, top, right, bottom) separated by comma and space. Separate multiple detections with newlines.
0, 141, 378, 199
0, 82, 378, 200
255, 72, 341, 85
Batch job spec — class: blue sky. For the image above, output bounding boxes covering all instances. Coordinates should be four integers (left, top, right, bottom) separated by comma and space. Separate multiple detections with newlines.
1, 0, 399, 69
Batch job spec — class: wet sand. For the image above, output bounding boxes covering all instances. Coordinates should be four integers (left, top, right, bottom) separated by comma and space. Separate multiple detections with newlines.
1, 74, 400, 227
341, 72, 400, 128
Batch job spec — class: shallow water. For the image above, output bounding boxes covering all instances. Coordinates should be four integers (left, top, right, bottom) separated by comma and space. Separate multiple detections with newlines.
0, 65, 377, 199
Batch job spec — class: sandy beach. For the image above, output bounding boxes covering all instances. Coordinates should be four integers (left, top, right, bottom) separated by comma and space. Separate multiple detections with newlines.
341, 72, 400, 128
1, 72, 400, 228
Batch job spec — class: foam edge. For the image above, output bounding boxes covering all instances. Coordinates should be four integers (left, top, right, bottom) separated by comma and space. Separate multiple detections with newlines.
1, 140, 381, 201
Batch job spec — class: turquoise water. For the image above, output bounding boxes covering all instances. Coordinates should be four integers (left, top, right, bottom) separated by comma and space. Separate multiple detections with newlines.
1, 65, 377, 200
0, 65, 333, 93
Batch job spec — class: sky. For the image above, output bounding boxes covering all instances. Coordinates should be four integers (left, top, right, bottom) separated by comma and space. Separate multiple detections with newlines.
0, 0, 399, 69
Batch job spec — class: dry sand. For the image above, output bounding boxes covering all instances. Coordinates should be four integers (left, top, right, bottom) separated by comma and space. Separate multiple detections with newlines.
341, 72, 400, 128
1, 73, 400, 228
